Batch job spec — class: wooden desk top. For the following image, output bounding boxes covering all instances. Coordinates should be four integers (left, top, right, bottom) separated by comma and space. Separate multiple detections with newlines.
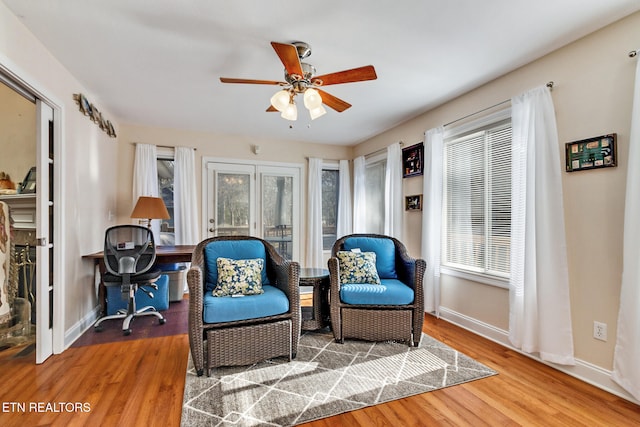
83, 245, 196, 260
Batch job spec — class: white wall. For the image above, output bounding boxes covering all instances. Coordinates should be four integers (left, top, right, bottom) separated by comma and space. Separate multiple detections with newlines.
353, 11, 640, 402
0, 2, 119, 348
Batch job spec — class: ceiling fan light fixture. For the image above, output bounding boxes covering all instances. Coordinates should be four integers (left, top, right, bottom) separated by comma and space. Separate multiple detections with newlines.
309, 105, 327, 120
270, 89, 291, 112
303, 88, 322, 109
281, 101, 297, 121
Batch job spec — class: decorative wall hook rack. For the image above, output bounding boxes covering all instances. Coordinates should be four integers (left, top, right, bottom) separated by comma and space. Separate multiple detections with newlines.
73, 93, 117, 138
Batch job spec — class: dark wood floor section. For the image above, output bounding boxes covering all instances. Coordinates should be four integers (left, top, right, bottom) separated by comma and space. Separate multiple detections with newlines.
0, 315, 638, 426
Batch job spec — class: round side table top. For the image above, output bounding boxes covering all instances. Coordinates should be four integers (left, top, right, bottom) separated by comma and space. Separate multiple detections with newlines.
299, 267, 329, 279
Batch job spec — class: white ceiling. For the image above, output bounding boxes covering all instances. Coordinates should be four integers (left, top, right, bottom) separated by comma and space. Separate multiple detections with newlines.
4, 0, 640, 146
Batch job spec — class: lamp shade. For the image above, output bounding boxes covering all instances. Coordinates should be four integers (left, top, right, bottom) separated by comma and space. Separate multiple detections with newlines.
131, 196, 170, 221
281, 101, 298, 121
303, 88, 322, 109
309, 105, 327, 120
270, 90, 291, 112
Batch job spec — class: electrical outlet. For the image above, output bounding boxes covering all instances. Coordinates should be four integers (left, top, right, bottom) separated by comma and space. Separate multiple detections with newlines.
594, 321, 607, 341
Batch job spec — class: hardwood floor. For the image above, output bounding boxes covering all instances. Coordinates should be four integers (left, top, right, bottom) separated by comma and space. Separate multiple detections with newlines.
0, 315, 638, 426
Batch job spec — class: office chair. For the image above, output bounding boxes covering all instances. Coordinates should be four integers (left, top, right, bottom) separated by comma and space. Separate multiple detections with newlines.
94, 225, 166, 335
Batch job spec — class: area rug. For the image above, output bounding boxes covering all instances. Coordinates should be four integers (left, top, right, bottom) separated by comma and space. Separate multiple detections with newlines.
181, 329, 497, 426
71, 299, 188, 347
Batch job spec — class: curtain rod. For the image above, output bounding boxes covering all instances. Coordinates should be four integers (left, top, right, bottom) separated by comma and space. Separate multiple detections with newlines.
444, 81, 554, 128
362, 141, 406, 159
131, 142, 196, 151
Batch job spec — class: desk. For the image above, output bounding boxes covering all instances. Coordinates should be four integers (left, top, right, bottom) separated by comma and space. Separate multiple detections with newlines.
83, 245, 195, 315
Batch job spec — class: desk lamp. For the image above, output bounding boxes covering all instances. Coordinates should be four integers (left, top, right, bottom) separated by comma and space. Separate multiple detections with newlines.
130, 196, 170, 228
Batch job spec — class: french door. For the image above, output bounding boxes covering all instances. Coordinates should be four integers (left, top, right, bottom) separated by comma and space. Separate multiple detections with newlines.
36, 99, 54, 363
205, 161, 300, 260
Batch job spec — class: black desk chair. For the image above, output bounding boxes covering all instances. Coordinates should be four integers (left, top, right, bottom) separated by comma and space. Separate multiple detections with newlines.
93, 225, 166, 335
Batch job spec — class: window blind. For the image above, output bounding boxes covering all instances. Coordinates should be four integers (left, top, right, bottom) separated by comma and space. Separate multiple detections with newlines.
443, 121, 511, 277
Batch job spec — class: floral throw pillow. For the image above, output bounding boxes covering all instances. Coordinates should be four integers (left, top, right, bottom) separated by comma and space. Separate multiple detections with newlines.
337, 251, 381, 285
213, 257, 265, 297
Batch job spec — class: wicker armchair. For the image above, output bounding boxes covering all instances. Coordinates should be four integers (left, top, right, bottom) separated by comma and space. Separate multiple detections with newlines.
187, 236, 300, 376
328, 234, 425, 346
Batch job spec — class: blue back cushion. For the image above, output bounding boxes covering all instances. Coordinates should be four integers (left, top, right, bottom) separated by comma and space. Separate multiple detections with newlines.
204, 240, 269, 291
343, 237, 397, 279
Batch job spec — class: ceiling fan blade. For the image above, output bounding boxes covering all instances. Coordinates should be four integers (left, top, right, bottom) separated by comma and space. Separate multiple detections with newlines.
317, 89, 351, 112
271, 42, 304, 77
220, 77, 284, 85
312, 65, 377, 86
266, 105, 278, 112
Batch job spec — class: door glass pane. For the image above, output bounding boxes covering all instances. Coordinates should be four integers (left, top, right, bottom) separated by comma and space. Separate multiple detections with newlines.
217, 173, 250, 236
262, 175, 293, 259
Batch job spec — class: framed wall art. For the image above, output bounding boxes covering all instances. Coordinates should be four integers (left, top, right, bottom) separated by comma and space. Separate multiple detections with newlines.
402, 142, 424, 178
405, 194, 422, 211
565, 133, 617, 172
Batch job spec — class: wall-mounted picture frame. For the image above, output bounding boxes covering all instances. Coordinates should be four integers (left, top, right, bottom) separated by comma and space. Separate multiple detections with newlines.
402, 142, 424, 178
405, 194, 422, 211
565, 133, 617, 172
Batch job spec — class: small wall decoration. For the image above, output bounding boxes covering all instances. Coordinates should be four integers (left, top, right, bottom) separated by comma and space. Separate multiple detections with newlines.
565, 133, 616, 172
405, 194, 422, 211
73, 93, 117, 138
402, 142, 424, 178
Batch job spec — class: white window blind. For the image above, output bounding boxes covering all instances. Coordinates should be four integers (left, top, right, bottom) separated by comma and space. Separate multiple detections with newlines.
443, 120, 511, 278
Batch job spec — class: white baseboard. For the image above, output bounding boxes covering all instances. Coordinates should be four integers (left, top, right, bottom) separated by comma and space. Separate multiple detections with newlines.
64, 305, 100, 349
436, 307, 639, 405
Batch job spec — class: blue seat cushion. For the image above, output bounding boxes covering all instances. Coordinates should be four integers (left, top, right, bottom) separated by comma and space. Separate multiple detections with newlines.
204, 240, 270, 291
106, 274, 169, 315
202, 285, 289, 323
343, 237, 397, 279
339, 279, 413, 305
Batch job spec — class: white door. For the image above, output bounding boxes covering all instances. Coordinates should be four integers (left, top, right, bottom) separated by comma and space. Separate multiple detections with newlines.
35, 99, 53, 363
205, 161, 300, 260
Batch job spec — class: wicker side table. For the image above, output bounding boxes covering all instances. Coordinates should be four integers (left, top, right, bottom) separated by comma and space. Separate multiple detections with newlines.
300, 268, 329, 330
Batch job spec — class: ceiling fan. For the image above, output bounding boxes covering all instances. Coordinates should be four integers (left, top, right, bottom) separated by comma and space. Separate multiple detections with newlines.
220, 41, 377, 121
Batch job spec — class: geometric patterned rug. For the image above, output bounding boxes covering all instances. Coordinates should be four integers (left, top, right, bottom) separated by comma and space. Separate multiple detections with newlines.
181, 329, 497, 426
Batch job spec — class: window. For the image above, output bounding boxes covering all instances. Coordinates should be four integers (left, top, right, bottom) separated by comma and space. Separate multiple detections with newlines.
364, 157, 386, 234
321, 168, 339, 250
442, 118, 511, 279
157, 155, 175, 245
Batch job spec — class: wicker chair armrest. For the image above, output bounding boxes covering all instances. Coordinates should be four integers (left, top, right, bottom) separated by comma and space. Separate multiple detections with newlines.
187, 265, 204, 316
328, 257, 341, 299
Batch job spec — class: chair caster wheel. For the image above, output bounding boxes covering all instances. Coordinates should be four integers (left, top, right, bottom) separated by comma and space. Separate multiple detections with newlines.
159, 318, 166, 325
123, 329, 132, 336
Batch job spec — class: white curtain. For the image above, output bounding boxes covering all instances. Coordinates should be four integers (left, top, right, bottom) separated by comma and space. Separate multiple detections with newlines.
132, 143, 161, 243
421, 127, 444, 316
336, 159, 352, 238
306, 158, 323, 268
352, 155, 367, 233
384, 143, 403, 238
509, 86, 575, 365
612, 53, 640, 401
174, 146, 199, 245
